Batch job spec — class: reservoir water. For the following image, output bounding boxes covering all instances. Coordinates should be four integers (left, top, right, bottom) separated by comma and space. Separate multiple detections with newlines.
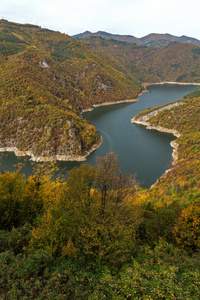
0, 84, 198, 187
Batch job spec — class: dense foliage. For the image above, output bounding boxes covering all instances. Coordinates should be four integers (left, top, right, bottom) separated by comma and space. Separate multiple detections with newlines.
1, 20, 200, 299
0, 20, 142, 160
80, 36, 200, 83
0, 96, 200, 298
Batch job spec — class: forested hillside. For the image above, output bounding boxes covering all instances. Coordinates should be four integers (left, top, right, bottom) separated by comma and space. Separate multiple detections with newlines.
0, 20, 142, 161
0, 20, 200, 299
78, 36, 200, 83
1, 20, 200, 160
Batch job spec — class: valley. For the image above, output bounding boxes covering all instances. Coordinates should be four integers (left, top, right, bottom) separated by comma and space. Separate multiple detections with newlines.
0, 20, 200, 299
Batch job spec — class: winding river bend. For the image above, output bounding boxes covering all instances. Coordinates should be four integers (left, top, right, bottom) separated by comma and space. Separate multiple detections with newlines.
0, 84, 198, 187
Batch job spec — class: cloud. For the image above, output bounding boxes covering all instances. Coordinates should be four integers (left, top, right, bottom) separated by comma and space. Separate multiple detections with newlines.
1, 0, 200, 39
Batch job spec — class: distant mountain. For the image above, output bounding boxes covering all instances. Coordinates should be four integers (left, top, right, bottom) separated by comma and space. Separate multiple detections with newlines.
78, 35, 200, 83
73, 31, 143, 45
140, 33, 200, 47
73, 31, 200, 48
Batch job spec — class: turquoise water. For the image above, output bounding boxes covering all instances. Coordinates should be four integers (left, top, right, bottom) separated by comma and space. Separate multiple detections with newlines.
0, 84, 197, 187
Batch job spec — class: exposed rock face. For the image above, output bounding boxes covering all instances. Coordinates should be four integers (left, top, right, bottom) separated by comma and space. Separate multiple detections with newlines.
39, 60, 49, 68
131, 101, 183, 138
95, 75, 112, 92
131, 101, 184, 123
97, 82, 112, 92
0, 117, 99, 162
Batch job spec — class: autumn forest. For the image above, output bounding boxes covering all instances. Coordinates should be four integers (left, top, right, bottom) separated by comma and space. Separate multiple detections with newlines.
0, 20, 200, 299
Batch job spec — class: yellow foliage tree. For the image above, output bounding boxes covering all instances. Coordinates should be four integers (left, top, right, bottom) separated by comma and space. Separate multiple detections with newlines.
173, 200, 200, 250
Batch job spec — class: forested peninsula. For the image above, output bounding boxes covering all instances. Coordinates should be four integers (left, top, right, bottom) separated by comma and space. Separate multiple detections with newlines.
0, 20, 200, 299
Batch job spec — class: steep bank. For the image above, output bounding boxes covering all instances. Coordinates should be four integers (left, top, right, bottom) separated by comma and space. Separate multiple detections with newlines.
0, 135, 103, 162
143, 81, 200, 88
81, 98, 139, 114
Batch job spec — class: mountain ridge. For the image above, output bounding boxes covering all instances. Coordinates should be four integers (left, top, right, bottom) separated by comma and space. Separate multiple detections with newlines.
73, 30, 200, 47
73, 31, 143, 45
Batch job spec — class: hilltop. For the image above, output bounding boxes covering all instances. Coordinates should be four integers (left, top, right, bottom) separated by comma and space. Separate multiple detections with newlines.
73, 30, 143, 45
140, 33, 200, 47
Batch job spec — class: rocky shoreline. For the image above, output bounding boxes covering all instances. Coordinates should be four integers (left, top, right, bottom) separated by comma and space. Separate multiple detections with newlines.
81, 97, 140, 114
131, 101, 182, 187
0, 135, 103, 162
0, 95, 140, 162
150, 139, 179, 188
1, 82, 199, 163
143, 81, 200, 88
131, 101, 184, 128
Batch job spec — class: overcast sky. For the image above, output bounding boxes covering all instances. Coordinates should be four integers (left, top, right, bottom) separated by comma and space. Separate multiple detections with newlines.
1, 0, 200, 39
